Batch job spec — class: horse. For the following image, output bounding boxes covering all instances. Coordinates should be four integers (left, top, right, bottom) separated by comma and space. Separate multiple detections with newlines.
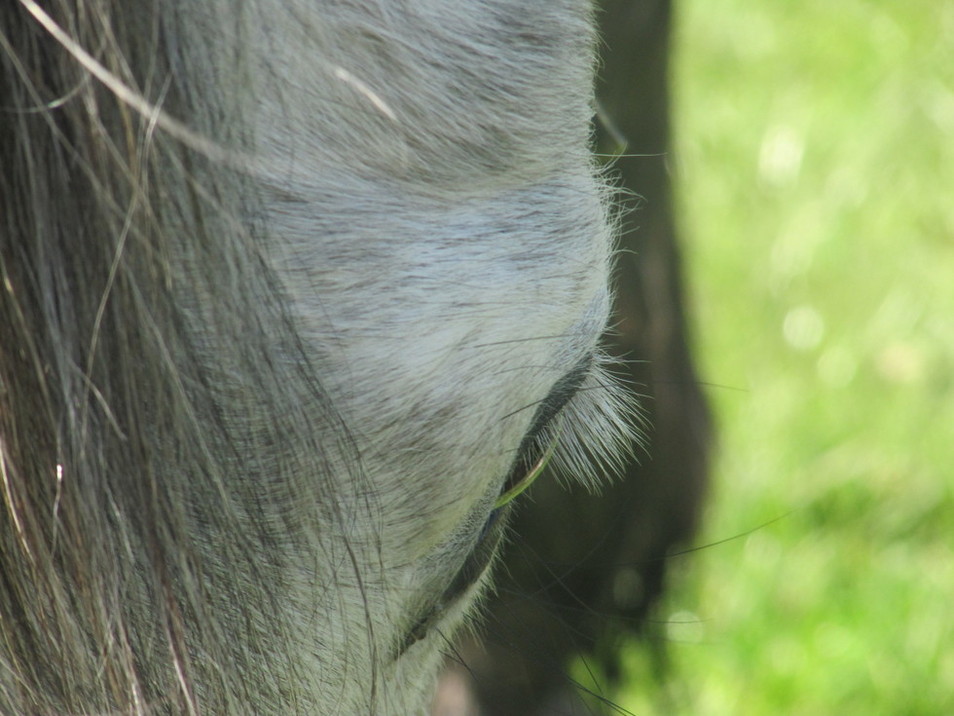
0, 1, 639, 712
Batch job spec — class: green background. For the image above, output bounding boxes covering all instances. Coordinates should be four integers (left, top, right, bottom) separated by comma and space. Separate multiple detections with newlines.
616, 2, 954, 713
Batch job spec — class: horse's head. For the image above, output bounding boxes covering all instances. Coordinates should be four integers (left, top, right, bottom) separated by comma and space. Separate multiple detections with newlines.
0, 1, 633, 711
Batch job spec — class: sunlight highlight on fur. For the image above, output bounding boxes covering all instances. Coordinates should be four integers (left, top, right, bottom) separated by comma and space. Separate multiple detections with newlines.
551, 353, 643, 490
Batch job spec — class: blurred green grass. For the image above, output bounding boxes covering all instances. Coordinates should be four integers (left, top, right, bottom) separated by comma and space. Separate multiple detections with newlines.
618, 1, 954, 714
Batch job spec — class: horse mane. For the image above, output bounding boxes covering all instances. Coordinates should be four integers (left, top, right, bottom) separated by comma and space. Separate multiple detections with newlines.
0, 3, 347, 710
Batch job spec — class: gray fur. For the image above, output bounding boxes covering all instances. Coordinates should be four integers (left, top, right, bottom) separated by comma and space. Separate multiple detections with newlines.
0, 1, 632, 712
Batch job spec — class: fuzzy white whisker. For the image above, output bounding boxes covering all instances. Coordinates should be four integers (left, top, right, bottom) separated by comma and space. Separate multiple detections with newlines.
550, 354, 645, 490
